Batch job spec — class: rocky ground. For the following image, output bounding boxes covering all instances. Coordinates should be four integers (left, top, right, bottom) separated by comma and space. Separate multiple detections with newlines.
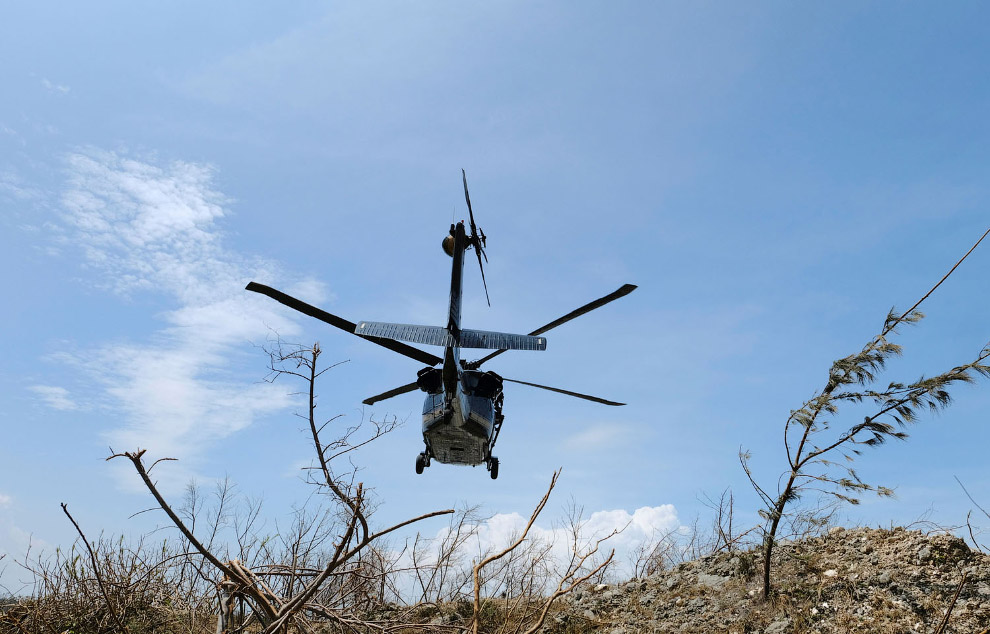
547, 527, 990, 633
5, 526, 988, 633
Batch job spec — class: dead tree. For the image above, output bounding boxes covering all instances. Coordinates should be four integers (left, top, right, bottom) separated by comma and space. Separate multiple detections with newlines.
110, 342, 453, 633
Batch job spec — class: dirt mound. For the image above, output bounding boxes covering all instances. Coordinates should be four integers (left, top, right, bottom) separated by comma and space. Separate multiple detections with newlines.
551, 527, 990, 633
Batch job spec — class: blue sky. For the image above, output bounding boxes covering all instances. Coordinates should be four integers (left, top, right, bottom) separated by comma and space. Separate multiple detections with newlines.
2, 2, 990, 588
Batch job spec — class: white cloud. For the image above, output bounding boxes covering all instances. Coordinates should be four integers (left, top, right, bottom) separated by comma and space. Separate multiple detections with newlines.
41, 78, 70, 94
564, 422, 634, 452
0, 170, 40, 200
402, 503, 681, 590
61, 149, 230, 296
466, 505, 680, 555
0, 493, 11, 507
286, 278, 330, 307
29, 385, 79, 411
55, 149, 316, 484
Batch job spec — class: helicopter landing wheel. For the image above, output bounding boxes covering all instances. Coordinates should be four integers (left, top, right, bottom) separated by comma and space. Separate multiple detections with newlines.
415, 453, 427, 475
488, 456, 499, 480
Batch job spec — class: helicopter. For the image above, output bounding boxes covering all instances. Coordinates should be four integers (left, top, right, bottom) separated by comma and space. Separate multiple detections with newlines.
246, 171, 636, 479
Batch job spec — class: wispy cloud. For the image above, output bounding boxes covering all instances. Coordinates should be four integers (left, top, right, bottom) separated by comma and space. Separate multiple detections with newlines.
0, 170, 40, 201
0, 493, 11, 508
564, 422, 634, 452
62, 150, 230, 296
55, 149, 317, 483
41, 78, 70, 94
29, 385, 79, 411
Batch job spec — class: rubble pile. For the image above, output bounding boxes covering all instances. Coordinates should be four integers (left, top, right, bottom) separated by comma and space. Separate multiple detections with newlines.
550, 527, 990, 633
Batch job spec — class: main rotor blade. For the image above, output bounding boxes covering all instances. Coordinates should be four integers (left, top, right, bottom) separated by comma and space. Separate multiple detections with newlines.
462, 169, 478, 239
469, 283, 637, 368
475, 247, 491, 306
503, 377, 625, 406
363, 381, 419, 406
246, 282, 443, 366
462, 169, 491, 306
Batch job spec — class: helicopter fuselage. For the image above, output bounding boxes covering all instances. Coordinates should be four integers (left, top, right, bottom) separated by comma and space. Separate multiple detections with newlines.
417, 221, 503, 469
421, 375, 498, 466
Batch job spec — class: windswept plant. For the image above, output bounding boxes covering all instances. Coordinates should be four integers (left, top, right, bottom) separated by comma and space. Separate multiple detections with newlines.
742, 229, 990, 600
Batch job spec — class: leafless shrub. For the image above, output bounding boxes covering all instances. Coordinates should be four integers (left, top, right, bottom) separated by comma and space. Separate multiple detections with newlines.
956, 476, 990, 554
469, 470, 616, 634
630, 525, 694, 579
7, 533, 213, 634
408, 505, 484, 606
699, 488, 760, 555
105, 341, 454, 633
630, 488, 760, 579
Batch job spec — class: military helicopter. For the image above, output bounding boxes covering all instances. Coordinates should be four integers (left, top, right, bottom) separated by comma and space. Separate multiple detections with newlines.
246, 171, 635, 479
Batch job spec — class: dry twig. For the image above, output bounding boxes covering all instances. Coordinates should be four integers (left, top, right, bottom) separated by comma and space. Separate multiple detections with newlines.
60, 503, 132, 634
